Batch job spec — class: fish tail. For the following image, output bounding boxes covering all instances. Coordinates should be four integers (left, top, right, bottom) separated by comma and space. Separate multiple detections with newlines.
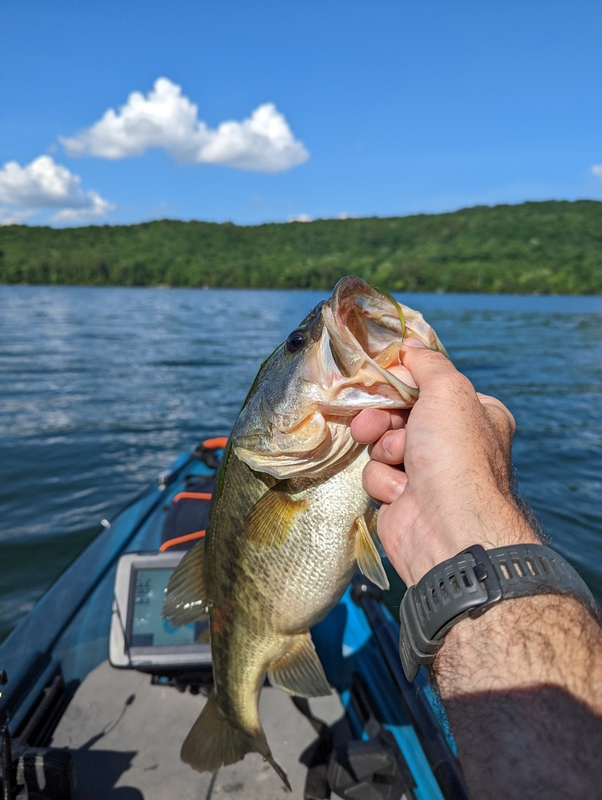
181, 690, 291, 791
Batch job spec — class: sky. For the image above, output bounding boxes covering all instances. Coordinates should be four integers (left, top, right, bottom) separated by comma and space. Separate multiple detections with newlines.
1, 0, 602, 227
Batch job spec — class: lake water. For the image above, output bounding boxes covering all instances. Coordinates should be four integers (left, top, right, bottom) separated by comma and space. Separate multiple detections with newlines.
1, 285, 601, 642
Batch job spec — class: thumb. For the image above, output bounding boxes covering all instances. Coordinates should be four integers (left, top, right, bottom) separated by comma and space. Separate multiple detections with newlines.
400, 338, 459, 391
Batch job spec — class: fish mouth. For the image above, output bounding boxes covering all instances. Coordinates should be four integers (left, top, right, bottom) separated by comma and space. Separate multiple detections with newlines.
231, 276, 446, 479
321, 276, 419, 406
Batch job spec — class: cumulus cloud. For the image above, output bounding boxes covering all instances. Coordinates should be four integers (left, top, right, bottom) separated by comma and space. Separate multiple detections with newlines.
60, 77, 309, 173
593, 165, 602, 180
288, 213, 313, 222
0, 155, 114, 222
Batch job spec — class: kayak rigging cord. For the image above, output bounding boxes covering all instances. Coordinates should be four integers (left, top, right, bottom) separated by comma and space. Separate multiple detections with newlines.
159, 530, 206, 552
160, 488, 212, 550
172, 492, 212, 503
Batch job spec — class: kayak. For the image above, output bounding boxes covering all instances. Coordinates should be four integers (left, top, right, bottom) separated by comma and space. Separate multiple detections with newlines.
0, 440, 468, 800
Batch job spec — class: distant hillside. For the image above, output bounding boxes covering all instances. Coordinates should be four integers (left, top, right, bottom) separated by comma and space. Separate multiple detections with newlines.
1, 200, 602, 293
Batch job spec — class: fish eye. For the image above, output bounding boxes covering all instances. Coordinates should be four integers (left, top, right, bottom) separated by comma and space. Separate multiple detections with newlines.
285, 329, 308, 353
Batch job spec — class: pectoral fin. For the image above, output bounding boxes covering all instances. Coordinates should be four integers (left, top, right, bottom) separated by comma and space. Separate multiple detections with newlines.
243, 489, 306, 549
354, 514, 389, 591
268, 632, 332, 698
162, 543, 209, 627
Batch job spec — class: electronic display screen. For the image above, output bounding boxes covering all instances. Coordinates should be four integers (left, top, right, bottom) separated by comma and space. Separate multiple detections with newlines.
129, 567, 208, 648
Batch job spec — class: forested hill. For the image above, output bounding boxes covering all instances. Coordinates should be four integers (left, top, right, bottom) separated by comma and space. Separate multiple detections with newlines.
1, 200, 602, 293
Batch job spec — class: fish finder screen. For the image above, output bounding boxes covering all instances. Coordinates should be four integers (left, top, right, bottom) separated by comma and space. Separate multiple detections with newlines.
129, 567, 205, 648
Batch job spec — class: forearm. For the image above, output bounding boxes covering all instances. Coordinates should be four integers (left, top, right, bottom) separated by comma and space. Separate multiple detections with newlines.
435, 594, 602, 799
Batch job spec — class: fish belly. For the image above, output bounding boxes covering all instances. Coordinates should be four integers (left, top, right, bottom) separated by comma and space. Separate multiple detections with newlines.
269, 451, 372, 633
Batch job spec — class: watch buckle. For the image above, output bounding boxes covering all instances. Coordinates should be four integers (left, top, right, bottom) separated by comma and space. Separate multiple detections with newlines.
460, 544, 503, 617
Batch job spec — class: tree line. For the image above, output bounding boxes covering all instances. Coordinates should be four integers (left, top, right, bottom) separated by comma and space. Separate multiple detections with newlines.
1, 200, 601, 293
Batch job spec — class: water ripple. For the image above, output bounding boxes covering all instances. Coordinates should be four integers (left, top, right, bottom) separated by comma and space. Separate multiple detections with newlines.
0, 285, 601, 640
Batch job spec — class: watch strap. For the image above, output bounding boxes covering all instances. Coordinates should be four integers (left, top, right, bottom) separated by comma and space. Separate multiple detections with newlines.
399, 544, 596, 682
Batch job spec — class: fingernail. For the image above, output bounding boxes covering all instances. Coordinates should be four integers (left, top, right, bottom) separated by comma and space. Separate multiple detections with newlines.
402, 338, 426, 349
382, 435, 393, 457
392, 479, 406, 497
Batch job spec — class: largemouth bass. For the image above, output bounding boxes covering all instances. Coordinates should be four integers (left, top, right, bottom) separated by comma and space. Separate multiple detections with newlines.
163, 276, 445, 788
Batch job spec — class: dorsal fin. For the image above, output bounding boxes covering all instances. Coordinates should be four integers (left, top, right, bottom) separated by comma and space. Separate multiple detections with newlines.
162, 542, 209, 627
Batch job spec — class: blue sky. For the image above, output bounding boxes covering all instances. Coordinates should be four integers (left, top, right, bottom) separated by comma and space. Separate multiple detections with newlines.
1, 0, 602, 226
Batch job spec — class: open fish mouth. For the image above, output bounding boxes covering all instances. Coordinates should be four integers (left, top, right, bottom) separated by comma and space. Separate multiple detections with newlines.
304, 276, 448, 417
321, 277, 419, 406
231, 276, 446, 477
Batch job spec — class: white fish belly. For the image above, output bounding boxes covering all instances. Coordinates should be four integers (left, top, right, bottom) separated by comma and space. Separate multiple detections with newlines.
269, 452, 372, 633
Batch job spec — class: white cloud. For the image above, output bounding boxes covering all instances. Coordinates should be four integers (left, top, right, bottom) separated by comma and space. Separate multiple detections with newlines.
60, 77, 309, 173
593, 165, 602, 181
0, 208, 36, 226
0, 155, 114, 222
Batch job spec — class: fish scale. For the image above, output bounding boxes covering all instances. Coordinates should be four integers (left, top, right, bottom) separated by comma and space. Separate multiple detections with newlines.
270, 453, 371, 631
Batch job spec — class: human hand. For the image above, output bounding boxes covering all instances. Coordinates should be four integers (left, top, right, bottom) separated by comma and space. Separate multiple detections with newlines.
352, 339, 539, 586
354, 343, 602, 800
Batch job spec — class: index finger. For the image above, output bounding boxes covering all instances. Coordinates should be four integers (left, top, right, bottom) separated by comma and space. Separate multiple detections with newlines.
351, 408, 405, 445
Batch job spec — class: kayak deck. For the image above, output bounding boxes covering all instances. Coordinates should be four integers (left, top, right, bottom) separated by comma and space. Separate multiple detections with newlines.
51, 660, 347, 799
1, 445, 464, 799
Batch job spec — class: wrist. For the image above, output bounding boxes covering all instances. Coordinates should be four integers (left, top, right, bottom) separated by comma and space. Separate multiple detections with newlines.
397, 542, 597, 683
388, 488, 539, 587
439, 492, 540, 560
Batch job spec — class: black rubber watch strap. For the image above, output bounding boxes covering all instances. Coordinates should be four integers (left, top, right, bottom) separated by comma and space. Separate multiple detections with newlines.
399, 544, 597, 682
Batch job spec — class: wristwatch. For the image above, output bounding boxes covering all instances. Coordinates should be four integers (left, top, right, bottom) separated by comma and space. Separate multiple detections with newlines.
399, 543, 597, 682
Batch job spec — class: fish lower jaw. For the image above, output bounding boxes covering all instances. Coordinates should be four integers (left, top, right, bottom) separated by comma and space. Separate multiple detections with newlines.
318, 381, 417, 411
